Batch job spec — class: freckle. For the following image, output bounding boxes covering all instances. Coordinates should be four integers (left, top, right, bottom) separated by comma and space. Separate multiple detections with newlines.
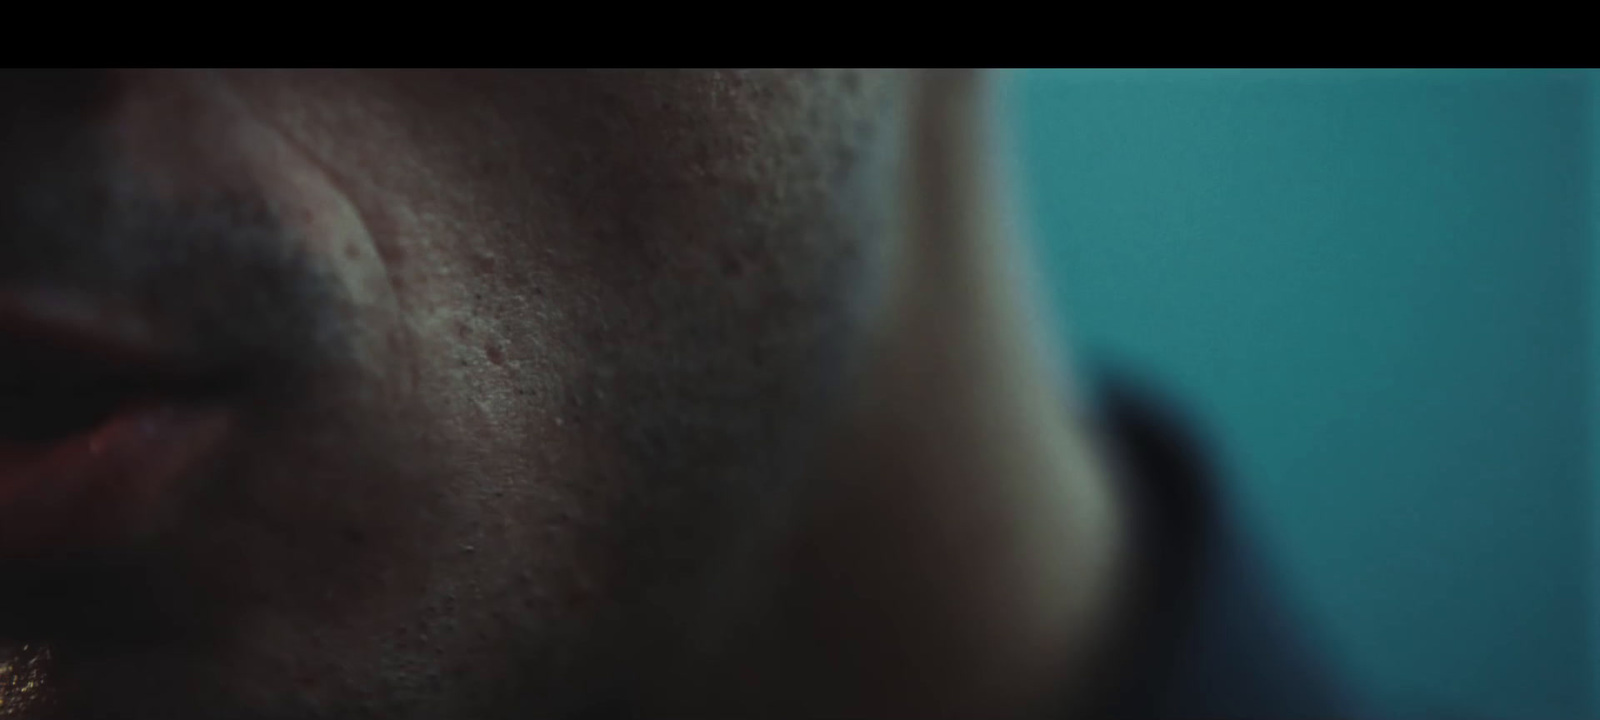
485, 344, 505, 366
344, 244, 361, 260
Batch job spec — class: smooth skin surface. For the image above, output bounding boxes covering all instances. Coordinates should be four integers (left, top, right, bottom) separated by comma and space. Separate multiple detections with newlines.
0, 70, 1124, 719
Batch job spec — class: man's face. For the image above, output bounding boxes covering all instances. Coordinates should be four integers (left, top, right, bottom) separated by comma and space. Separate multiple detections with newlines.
0, 70, 906, 718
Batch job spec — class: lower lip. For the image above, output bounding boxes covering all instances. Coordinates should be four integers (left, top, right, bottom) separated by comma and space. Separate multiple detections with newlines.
0, 401, 231, 555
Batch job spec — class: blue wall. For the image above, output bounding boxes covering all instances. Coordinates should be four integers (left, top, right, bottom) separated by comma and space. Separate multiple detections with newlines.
1009, 69, 1593, 719
1589, 69, 1598, 720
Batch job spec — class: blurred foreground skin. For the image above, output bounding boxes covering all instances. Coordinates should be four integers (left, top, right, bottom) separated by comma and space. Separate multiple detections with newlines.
0, 70, 1123, 718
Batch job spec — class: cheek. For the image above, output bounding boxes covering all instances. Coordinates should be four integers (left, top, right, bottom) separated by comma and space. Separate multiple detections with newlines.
157, 67, 909, 707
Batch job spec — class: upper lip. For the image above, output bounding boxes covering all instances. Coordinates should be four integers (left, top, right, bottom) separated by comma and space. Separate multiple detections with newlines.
0, 285, 238, 381
0, 286, 189, 373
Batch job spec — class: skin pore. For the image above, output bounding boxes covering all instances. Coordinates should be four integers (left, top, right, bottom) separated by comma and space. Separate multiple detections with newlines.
0, 70, 1124, 719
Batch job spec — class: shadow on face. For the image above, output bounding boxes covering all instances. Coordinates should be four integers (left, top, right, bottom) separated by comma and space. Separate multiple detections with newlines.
0, 69, 908, 719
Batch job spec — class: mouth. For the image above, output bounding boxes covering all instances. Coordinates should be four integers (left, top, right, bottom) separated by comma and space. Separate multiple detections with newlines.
0, 288, 238, 555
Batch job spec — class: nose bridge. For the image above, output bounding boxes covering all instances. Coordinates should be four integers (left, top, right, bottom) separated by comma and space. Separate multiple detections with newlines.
0, 69, 116, 201
0, 69, 109, 118
0, 69, 112, 159
0, 70, 214, 184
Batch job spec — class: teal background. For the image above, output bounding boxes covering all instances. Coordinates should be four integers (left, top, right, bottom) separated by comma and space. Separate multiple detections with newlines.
1007, 70, 1594, 719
